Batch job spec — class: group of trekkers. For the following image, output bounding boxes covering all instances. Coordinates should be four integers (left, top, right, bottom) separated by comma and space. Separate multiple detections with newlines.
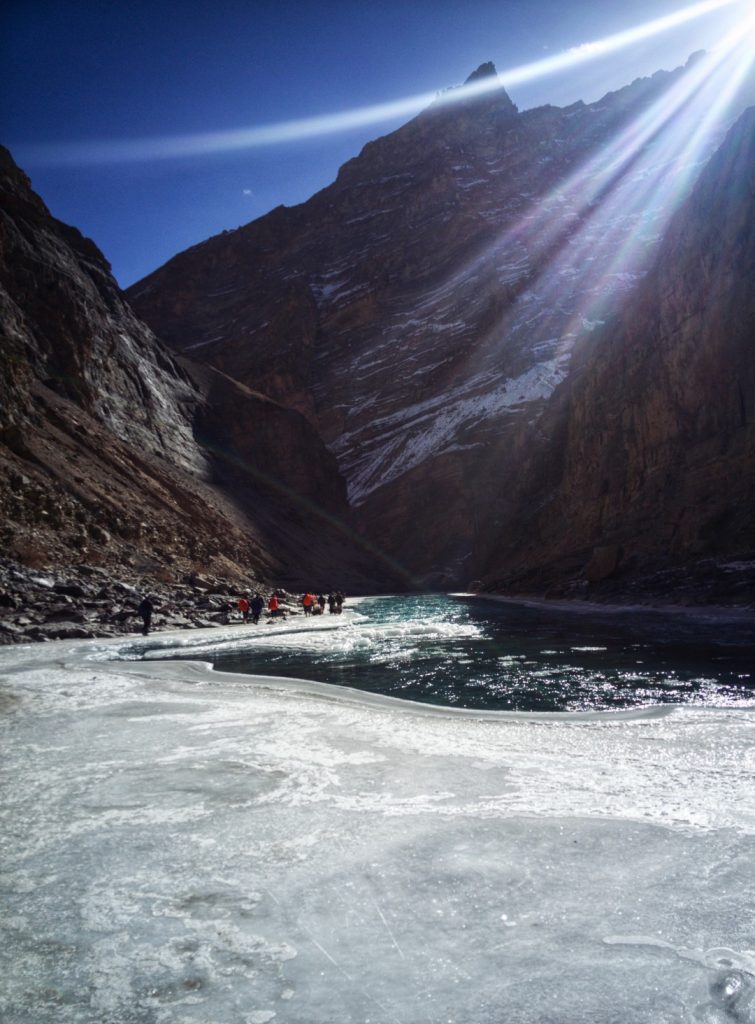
136, 588, 346, 637
236, 592, 267, 624
301, 591, 344, 616
235, 590, 345, 624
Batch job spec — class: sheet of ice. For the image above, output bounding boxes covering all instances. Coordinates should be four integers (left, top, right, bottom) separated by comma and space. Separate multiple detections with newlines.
1, 628, 754, 1024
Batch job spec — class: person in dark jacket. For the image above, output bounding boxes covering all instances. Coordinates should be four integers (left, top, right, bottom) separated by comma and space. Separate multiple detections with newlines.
137, 596, 154, 635
250, 593, 264, 625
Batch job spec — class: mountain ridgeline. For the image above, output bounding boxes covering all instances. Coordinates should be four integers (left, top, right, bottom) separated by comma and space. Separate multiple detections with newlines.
2, 56, 753, 604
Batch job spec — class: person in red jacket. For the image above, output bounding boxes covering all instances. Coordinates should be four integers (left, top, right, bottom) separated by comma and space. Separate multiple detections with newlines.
238, 596, 250, 623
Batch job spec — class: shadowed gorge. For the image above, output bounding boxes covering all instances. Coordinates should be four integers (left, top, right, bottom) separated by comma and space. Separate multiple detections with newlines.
0, 145, 388, 593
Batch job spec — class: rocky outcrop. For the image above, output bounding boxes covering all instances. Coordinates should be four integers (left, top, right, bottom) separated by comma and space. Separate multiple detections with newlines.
191, 364, 347, 514
183, 362, 387, 591
129, 56, 750, 587
0, 557, 306, 645
479, 107, 755, 604
0, 146, 201, 474
0, 146, 382, 593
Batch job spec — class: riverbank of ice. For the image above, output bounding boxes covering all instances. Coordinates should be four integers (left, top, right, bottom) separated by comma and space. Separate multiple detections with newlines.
1, 629, 754, 1023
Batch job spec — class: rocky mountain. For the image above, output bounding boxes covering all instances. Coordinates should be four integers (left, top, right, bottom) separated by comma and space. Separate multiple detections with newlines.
479, 106, 755, 603
129, 54, 754, 594
0, 146, 378, 592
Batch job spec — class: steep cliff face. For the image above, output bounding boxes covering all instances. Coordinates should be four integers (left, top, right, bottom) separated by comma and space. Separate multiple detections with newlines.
479, 107, 755, 601
0, 146, 372, 587
129, 56, 743, 586
0, 146, 202, 474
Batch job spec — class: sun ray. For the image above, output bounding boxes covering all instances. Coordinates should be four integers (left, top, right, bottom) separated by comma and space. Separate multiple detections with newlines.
505, 28, 754, 360
421, 18, 752, 386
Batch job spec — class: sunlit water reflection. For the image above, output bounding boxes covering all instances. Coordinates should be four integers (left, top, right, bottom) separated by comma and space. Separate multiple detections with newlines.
143, 594, 754, 712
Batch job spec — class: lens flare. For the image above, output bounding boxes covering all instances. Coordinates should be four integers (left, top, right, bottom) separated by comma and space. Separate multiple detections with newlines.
515, 25, 754, 353
490, 0, 742, 89
472, 21, 747, 313
14, 0, 745, 166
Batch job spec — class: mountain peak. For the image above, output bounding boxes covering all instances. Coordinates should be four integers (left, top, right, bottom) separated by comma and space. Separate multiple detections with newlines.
465, 62, 499, 84
459, 61, 517, 116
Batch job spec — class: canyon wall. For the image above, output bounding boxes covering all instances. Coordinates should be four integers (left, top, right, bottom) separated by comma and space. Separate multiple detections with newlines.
479, 108, 755, 602
0, 146, 377, 589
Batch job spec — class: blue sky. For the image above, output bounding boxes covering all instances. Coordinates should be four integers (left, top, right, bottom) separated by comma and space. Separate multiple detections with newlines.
2, 0, 748, 286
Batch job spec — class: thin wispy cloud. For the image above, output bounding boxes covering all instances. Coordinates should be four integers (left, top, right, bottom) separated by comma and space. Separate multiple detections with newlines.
13, 0, 745, 167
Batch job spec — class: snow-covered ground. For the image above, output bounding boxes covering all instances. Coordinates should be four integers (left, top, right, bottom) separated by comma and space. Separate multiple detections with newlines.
2, 621, 754, 1023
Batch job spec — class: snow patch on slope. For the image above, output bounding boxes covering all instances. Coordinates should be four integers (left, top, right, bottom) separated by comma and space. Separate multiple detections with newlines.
342, 355, 570, 504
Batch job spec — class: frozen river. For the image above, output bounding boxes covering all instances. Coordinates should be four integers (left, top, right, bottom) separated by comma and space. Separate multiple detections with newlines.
1, 597, 754, 1023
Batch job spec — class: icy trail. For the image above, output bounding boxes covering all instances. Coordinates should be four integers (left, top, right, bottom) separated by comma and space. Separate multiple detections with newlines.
1, 624, 754, 1023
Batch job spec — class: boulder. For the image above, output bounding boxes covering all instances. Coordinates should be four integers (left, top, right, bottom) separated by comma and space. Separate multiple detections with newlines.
44, 608, 89, 624
53, 582, 86, 598
40, 624, 94, 640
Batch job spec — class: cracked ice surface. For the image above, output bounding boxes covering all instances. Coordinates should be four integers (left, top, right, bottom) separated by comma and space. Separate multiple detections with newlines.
1, 632, 754, 1023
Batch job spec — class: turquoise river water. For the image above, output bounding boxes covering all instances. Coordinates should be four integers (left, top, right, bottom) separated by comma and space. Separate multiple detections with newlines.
145, 594, 754, 712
